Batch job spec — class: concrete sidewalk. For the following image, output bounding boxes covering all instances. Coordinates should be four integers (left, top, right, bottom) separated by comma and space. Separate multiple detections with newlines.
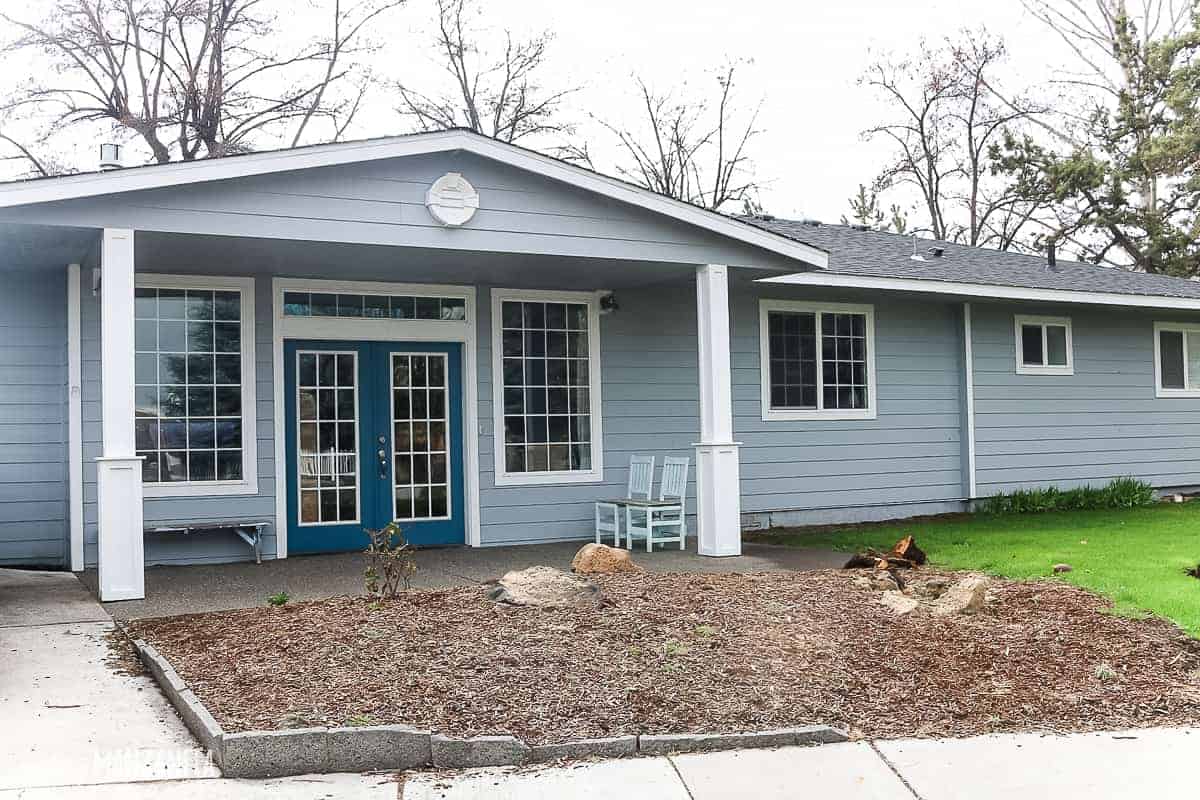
401, 727, 1199, 800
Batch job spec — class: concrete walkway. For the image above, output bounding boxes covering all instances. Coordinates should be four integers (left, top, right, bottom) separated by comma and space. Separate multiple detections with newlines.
402, 728, 1199, 800
81, 540, 849, 619
0, 568, 395, 798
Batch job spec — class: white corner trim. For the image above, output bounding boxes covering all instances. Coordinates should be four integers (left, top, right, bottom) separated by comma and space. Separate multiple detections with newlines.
271, 277, 481, 554
760, 270, 1200, 312
0, 130, 827, 270
963, 302, 977, 499
1013, 314, 1074, 376
489, 287, 604, 487
67, 263, 84, 571
757, 298, 878, 421
1152, 321, 1200, 398
135, 274, 259, 498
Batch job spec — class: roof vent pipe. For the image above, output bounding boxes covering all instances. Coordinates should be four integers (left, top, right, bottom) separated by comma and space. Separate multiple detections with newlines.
1046, 240, 1057, 271
909, 234, 926, 262
98, 143, 122, 171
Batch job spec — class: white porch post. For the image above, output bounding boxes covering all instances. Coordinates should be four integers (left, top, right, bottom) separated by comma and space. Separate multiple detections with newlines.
97, 228, 144, 601
694, 264, 742, 557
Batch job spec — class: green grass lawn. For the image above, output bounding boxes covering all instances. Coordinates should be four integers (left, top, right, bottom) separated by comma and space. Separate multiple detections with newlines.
754, 503, 1200, 636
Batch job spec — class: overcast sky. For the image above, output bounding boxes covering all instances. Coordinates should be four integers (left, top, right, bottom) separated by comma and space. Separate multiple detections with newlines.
4, 0, 1073, 222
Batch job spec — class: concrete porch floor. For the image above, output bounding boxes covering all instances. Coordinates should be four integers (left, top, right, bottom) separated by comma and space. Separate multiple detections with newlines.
80, 539, 849, 620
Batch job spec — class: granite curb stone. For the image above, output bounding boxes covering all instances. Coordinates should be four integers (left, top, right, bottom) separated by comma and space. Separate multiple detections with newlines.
327, 725, 434, 772
431, 734, 531, 768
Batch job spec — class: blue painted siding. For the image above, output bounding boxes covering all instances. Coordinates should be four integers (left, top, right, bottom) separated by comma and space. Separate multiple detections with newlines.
972, 303, 1200, 494
0, 270, 68, 566
731, 282, 968, 523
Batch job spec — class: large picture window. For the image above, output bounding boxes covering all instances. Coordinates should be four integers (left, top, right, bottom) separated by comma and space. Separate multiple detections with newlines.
135, 277, 257, 495
758, 300, 876, 421
491, 290, 602, 485
1154, 322, 1200, 396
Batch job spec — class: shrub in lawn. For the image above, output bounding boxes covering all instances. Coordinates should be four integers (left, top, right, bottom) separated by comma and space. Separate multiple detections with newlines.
267, 591, 289, 606
981, 477, 1155, 515
364, 520, 417, 598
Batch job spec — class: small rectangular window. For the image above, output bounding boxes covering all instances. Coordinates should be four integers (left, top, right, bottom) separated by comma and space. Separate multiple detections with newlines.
760, 301, 875, 420
1155, 324, 1200, 395
1014, 316, 1073, 374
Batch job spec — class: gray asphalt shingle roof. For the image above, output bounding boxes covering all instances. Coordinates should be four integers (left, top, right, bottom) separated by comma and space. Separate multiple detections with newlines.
745, 217, 1200, 301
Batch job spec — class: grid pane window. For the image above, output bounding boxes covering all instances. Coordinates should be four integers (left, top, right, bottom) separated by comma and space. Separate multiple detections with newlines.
767, 309, 869, 412
283, 291, 467, 321
501, 300, 592, 474
297, 352, 359, 524
135, 287, 244, 483
392, 354, 450, 520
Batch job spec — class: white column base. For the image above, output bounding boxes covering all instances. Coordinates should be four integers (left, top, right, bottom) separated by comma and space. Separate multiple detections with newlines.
694, 441, 742, 557
97, 456, 145, 601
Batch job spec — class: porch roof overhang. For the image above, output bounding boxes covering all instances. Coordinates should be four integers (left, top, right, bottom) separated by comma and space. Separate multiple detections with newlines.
0, 129, 828, 273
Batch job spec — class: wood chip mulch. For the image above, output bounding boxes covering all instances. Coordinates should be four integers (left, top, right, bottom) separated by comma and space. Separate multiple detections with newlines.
126, 570, 1200, 743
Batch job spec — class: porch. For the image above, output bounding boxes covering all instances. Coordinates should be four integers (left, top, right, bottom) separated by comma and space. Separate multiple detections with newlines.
80, 538, 851, 619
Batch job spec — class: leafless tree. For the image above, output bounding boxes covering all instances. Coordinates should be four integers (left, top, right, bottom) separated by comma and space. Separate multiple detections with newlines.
0, 0, 401, 172
395, 0, 574, 143
573, 63, 761, 211
861, 30, 1049, 248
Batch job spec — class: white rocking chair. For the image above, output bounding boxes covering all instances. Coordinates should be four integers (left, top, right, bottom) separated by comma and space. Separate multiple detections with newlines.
625, 456, 689, 552
594, 455, 655, 546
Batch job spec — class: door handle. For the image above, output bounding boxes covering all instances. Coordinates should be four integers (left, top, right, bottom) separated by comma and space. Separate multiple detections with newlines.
377, 435, 388, 479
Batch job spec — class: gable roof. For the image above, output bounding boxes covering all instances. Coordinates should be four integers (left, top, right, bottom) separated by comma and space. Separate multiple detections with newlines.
749, 217, 1200, 309
0, 129, 827, 270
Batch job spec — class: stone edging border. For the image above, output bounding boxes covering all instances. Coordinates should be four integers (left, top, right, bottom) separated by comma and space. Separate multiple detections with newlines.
133, 639, 848, 778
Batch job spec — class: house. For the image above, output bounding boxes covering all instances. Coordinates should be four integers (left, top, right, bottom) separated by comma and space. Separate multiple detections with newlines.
2, 129, 1199, 601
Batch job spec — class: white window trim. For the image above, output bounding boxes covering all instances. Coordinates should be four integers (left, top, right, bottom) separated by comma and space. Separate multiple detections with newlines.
272, 277, 480, 555
1153, 321, 1200, 397
294, 349, 362, 527
758, 299, 878, 421
137, 273, 259, 498
491, 288, 604, 486
1014, 314, 1074, 375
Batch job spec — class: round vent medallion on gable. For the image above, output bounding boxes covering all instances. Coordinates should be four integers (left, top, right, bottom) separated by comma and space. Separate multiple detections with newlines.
425, 172, 480, 227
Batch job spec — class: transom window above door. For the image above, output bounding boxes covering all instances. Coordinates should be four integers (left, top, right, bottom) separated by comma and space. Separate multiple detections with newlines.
758, 300, 877, 421
491, 290, 603, 486
134, 276, 257, 497
1015, 315, 1073, 375
283, 291, 466, 321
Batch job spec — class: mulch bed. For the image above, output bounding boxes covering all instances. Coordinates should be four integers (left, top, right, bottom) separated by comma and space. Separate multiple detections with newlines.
126, 570, 1200, 743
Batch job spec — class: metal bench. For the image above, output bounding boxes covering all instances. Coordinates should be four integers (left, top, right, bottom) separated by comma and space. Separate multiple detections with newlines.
144, 520, 271, 564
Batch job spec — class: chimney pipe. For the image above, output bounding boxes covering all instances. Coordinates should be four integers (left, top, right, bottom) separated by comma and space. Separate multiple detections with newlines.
1047, 240, 1057, 270
98, 143, 122, 171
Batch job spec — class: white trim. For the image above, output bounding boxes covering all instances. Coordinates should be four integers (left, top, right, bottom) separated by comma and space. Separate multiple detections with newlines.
1152, 321, 1200, 397
67, 263, 84, 571
272, 277, 480, 554
134, 274, 260, 498
757, 299, 878, 421
490, 288, 605, 487
294, 349, 362, 527
760, 270, 1200, 312
0, 130, 827, 270
962, 303, 977, 499
1013, 314, 1074, 375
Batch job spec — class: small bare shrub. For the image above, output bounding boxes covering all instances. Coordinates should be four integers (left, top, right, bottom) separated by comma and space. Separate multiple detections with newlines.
364, 521, 417, 598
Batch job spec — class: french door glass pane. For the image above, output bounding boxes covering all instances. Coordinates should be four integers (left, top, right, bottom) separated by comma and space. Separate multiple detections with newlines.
393, 353, 451, 519
297, 351, 358, 524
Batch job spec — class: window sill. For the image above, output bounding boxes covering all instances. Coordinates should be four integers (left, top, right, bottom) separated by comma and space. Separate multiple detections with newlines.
143, 480, 259, 499
1156, 388, 1200, 399
492, 470, 604, 487
762, 408, 877, 422
1015, 365, 1074, 376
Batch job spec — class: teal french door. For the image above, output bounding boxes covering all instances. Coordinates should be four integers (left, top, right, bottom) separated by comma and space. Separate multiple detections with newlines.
284, 340, 465, 553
